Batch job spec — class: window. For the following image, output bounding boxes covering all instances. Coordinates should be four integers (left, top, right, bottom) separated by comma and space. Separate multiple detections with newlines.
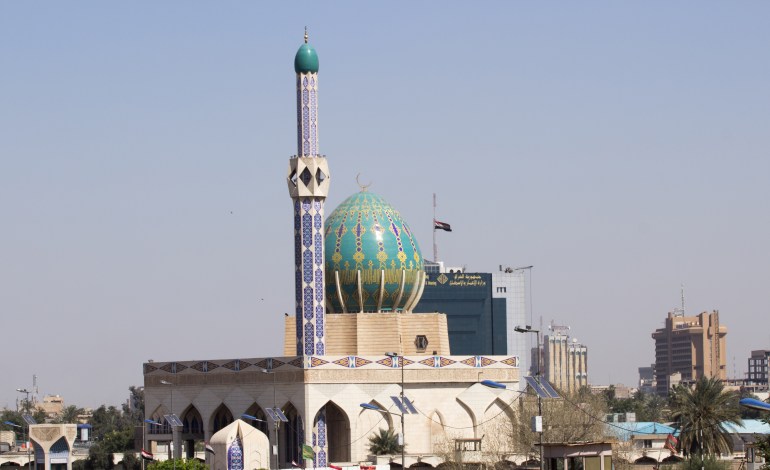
569, 457, 584, 470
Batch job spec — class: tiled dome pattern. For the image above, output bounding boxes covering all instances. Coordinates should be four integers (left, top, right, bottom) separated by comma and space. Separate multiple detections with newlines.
324, 191, 424, 312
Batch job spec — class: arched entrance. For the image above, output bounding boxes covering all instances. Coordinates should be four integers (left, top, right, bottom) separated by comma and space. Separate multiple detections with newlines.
49, 437, 70, 470
181, 405, 204, 459
210, 404, 234, 435
324, 402, 350, 463
280, 403, 303, 469
243, 403, 270, 437
148, 406, 172, 435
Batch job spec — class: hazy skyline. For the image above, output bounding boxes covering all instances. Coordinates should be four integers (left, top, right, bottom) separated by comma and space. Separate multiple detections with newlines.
2, 2, 769, 409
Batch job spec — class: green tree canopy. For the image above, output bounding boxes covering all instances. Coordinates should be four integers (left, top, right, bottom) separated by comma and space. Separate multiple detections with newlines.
367, 428, 403, 455
54, 405, 86, 424
148, 459, 208, 470
669, 377, 742, 456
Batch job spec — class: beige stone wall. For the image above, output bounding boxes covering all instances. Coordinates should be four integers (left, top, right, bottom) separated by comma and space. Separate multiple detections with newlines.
284, 312, 450, 356
145, 364, 520, 466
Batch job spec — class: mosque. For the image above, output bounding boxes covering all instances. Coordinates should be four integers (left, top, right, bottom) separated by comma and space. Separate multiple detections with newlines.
143, 33, 521, 469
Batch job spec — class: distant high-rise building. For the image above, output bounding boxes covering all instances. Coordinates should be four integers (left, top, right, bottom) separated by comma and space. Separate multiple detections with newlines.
638, 365, 656, 395
542, 323, 588, 393
651, 310, 727, 396
747, 350, 770, 386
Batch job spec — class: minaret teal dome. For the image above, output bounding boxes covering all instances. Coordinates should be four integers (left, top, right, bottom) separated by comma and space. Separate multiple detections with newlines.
294, 43, 319, 74
324, 191, 425, 313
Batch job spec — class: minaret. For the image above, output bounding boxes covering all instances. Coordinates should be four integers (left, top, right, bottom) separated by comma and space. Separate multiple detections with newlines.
287, 30, 330, 356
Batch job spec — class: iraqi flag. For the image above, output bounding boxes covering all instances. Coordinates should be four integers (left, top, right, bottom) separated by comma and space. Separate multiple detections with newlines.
205, 442, 216, 455
434, 220, 452, 232
330, 466, 343, 470
141, 449, 154, 461
665, 433, 678, 452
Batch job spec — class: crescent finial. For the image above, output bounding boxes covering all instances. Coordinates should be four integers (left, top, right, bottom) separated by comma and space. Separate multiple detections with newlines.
356, 173, 372, 192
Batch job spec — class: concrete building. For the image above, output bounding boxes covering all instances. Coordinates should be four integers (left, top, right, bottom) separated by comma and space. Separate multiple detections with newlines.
143, 34, 523, 469
543, 326, 588, 394
638, 365, 655, 395
651, 310, 727, 396
748, 350, 770, 386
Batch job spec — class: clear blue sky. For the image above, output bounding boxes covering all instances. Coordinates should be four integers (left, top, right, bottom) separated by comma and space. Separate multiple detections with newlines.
2, 2, 769, 409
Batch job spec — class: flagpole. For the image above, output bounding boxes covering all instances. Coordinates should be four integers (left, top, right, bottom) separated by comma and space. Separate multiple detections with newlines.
433, 193, 438, 262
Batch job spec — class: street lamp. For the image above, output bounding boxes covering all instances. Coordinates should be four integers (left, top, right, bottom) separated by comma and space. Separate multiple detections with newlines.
358, 403, 404, 468
241, 414, 268, 424
16, 388, 32, 414
262, 369, 279, 470
4, 420, 31, 470
143, 419, 162, 470
160, 380, 178, 469
512, 325, 543, 470
384, 352, 406, 469
740, 398, 770, 412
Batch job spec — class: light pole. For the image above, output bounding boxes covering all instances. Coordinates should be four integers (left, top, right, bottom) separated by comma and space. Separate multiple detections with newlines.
262, 369, 278, 470
160, 380, 178, 470
512, 325, 543, 470
143, 419, 162, 470
385, 352, 406, 469
16, 388, 32, 414
4, 420, 31, 470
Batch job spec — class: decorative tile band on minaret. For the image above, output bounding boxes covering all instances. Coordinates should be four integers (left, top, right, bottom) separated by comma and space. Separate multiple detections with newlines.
287, 30, 330, 356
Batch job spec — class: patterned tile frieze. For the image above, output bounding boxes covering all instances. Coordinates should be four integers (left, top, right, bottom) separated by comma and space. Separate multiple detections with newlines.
142, 355, 518, 375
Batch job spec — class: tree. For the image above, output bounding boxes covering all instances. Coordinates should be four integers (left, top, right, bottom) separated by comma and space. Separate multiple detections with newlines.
0, 409, 24, 429
31, 407, 48, 424
122, 386, 144, 426
669, 377, 743, 456
54, 405, 86, 424
604, 390, 670, 423
84, 387, 145, 469
367, 428, 403, 455
634, 392, 668, 422
479, 410, 516, 468
90, 405, 126, 440
148, 459, 208, 470
678, 454, 730, 470
83, 442, 115, 470
121, 452, 142, 470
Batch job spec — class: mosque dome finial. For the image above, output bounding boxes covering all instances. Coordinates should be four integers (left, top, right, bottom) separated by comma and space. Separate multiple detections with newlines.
295, 28, 319, 74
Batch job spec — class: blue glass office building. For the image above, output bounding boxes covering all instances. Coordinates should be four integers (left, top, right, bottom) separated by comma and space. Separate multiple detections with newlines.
414, 271, 508, 355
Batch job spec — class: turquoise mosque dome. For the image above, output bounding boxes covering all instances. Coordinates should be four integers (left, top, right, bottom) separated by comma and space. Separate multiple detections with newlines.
324, 191, 425, 313
294, 43, 319, 74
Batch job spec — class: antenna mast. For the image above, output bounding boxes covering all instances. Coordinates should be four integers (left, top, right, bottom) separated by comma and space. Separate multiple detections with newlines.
433, 193, 438, 262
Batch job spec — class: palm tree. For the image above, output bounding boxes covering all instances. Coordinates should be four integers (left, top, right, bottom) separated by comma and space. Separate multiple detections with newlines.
55, 405, 85, 424
367, 428, 403, 455
669, 376, 742, 456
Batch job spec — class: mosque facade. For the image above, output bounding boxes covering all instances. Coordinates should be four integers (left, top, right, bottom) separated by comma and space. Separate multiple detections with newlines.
143, 34, 521, 469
